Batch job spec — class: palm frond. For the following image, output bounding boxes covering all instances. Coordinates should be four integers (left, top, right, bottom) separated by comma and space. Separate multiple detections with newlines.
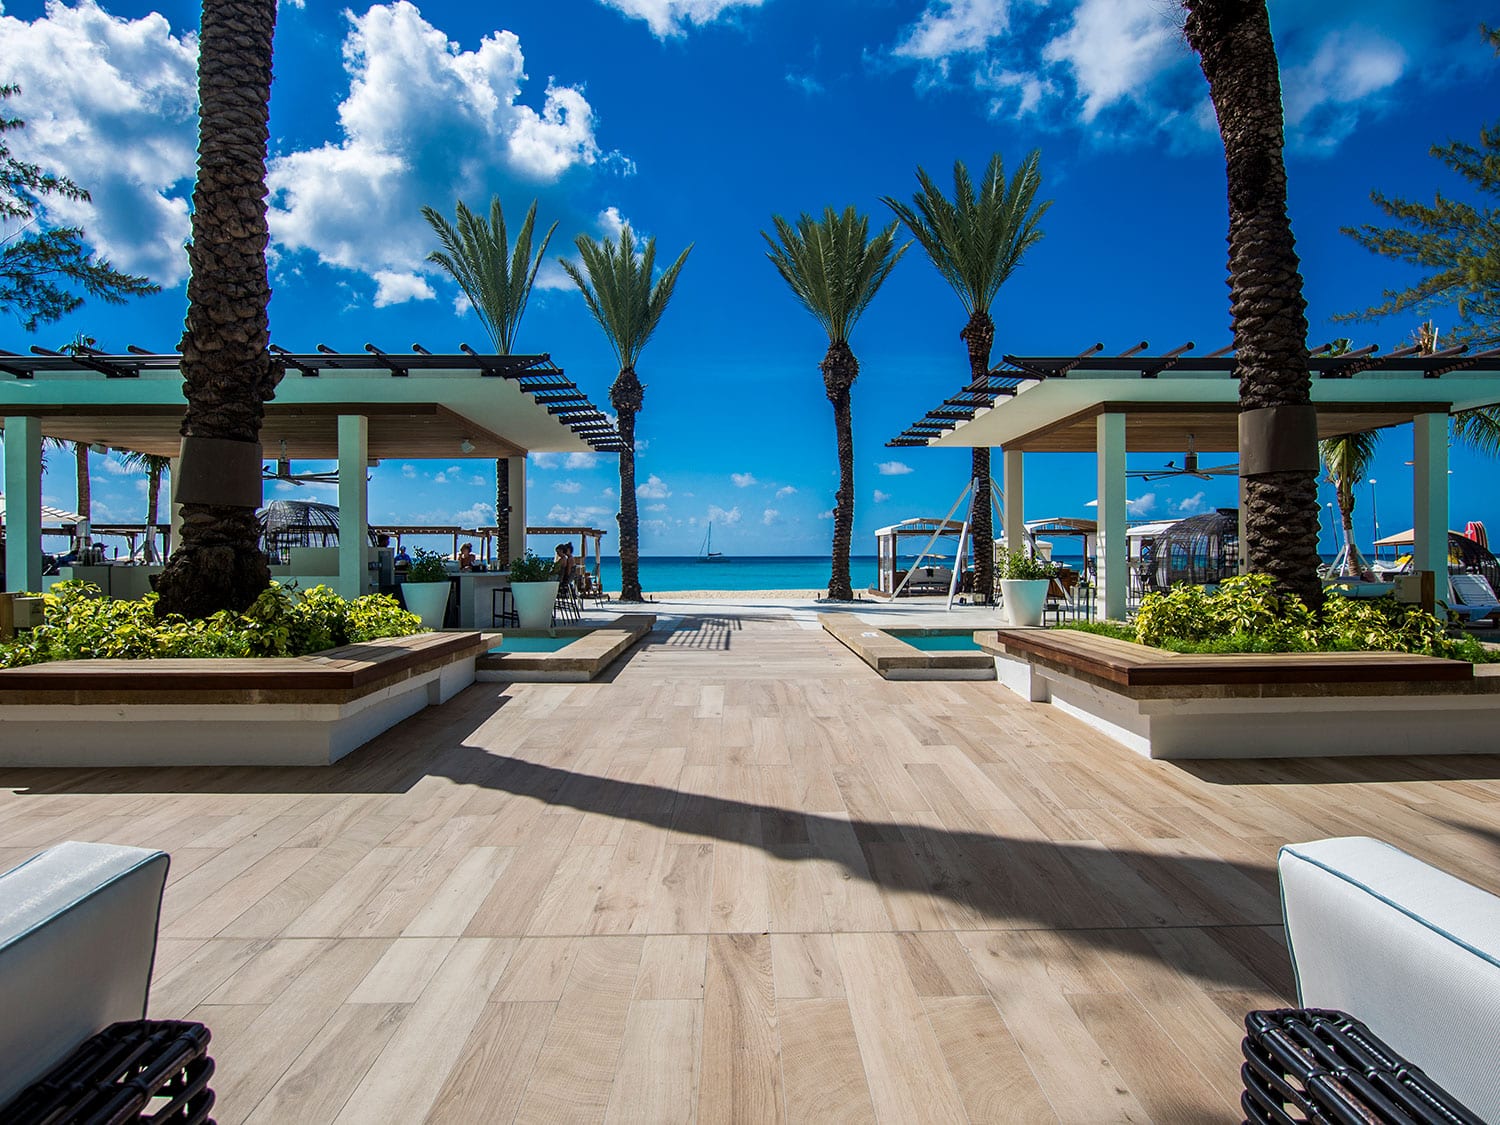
1452, 406, 1500, 458
881, 151, 1050, 316
560, 225, 692, 370
761, 206, 907, 344
421, 196, 557, 354
1318, 429, 1381, 493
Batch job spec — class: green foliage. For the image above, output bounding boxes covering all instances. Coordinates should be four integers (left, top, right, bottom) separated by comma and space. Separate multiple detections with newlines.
0, 85, 158, 331
761, 206, 907, 346
422, 196, 556, 354
0, 581, 421, 668
559, 225, 692, 371
1056, 620, 1136, 641
995, 548, 1056, 581
881, 151, 1050, 318
404, 547, 451, 584
506, 550, 554, 583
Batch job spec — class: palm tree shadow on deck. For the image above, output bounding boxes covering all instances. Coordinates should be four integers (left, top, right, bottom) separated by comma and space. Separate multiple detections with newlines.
430, 744, 1292, 994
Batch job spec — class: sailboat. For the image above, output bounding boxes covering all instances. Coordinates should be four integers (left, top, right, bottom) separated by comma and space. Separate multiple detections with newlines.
698, 522, 728, 563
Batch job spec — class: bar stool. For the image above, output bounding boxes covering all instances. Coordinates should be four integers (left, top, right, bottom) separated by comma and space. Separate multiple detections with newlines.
491, 587, 518, 627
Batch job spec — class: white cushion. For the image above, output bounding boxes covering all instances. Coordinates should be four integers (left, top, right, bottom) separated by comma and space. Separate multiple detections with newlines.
1279, 837, 1500, 1121
0, 841, 169, 1107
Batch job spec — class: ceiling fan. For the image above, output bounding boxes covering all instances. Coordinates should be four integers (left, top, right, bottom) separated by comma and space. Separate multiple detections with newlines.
262, 441, 339, 486
1126, 435, 1239, 482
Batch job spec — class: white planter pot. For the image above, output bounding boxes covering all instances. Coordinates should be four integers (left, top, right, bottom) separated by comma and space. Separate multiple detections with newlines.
510, 581, 558, 630
999, 579, 1050, 627
401, 580, 451, 629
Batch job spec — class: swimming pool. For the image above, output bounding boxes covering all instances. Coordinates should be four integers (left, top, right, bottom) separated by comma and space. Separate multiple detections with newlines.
488, 635, 578, 654
890, 629, 983, 652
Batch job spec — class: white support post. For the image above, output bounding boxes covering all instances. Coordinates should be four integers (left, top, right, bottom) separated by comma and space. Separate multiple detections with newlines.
1097, 413, 1128, 620
338, 415, 369, 601
1413, 412, 1449, 583
166, 455, 183, 559
3, 416, 43, 592
1003, 448, 1025, 555
507, 457, 527, 563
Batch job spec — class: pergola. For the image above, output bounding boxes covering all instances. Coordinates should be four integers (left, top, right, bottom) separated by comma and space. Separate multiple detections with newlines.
0, 345, 622, 596
889, 341, 1500, 618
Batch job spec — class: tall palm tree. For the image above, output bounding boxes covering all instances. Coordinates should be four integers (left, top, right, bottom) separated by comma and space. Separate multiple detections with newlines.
763, 207, 907, 600
155, 0, 280, 618
1184, 0, 1322, 605
42, 439, 91, 540
422, 196, 557, 566
115, 450, 172, 562
1319, 430, 1380, 576
559, 225, 691, 602
883, 153, 1050, 602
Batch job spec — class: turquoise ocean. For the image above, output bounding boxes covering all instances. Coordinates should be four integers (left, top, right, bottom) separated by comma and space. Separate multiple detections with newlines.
590, 553, 1092, 593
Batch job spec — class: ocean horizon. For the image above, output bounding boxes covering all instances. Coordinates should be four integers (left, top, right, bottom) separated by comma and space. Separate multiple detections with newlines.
580, 553, 1094, 592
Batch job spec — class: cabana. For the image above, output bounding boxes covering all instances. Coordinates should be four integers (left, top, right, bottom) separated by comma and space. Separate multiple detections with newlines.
872, 517, 968, 596
0, 346, 623, 597
890, 341, 1500, 618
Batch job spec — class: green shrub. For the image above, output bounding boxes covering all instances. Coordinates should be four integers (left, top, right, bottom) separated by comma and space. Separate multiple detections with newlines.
506, 549, 555, 583
405, 547, 451, 584
996, 547, 1056, 581
0, 581, 422, 668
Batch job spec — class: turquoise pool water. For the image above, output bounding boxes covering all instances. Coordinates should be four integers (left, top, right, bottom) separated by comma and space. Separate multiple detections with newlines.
892, 631, 982, 652
488, 635, 577, 654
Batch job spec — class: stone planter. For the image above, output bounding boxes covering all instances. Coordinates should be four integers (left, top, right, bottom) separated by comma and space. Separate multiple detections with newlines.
401, 580, 451, 630
998, 579, 1049, 627
510, 581, 558, 630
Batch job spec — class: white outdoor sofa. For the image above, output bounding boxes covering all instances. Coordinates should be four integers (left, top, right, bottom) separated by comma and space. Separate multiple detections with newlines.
0, 842, 214, 1121
1277, 837, 1500, 1122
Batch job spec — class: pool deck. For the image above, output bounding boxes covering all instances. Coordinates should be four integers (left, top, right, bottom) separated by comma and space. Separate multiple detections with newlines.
4, 598, 1500, 1122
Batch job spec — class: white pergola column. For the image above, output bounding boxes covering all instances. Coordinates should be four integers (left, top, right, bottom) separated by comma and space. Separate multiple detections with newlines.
1003, 448, 1025, 555
1412, 412, 1449, 582
507, 457, 527, 564
166, 454, 183, 558
3, 417, 43, 592
1096, 412, 1128, 620
338, 415, 369, 600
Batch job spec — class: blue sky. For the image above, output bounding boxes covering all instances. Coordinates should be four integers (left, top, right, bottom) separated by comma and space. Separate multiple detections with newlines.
1, 0, 1496, 557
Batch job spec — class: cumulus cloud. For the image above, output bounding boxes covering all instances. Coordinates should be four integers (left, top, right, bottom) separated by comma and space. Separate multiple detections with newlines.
893, 0, 1020, 64
554, 479, 583, 494
817, 508, 835, 520
775, 485, 797, 498
762, 508, 780, 526
595, 0, 768, 38
565, 452, 599, 469
873, 489, 891, 503
645, 502, 667, 512
785, 72, 824, 96
267, 2, 612, 304
731, 472, 758, 488
707, 504, 741, 526
1126, 491, 1156, 517
637, 474, 671, 499
530, 452, 559, 469
877, 461, 913, 476
547, 503, 611, 523
401, 464, 417, 478
450, 502, 496, 526
1174, 491, 1206, 515
0, 0, 198, 284
602, 486, 617, 498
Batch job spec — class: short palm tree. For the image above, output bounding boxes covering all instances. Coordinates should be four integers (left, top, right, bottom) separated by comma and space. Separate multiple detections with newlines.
1319, 430, 1380, 576
883, 153, 1049, 602
763, 207, 907, 600
423, 196, 557, 566
155, 0, 280, 617
115, 450, 172, 562
42, 438, 91, 536
559, 226, 691, 602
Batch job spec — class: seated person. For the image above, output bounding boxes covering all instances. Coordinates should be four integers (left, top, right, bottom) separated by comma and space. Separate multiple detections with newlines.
457, 542, 477, 571
394, 545, 412, 568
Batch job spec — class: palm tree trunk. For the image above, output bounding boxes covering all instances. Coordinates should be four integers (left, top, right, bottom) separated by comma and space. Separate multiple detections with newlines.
961, 312, 995, 602
824, 340, 859, 600
1185, 0, 1322, 606
74, 443, 91, 543
145, 462, 163, 563
155, 0, 279, 619
611, 367, 645, 602
494, 457, 510, 568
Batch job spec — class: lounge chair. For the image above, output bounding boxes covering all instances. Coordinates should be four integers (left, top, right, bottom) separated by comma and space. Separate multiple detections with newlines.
1448, 573, 1500, 625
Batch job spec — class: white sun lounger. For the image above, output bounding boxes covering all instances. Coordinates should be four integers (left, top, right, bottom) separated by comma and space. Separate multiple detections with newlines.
1449, 573, 1500, 625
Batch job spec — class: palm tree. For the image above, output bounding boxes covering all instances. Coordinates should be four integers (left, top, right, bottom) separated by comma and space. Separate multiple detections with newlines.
1183, 0, 1323, 605
154, 0, 280, 618
423, 196, 557, 566
559, 225, 691, 602
883, 153, 1050, 602
115, 450, 172, 562
42, 439, 91, 540
763, 207, 907, 600
1319, 430, 1380, 576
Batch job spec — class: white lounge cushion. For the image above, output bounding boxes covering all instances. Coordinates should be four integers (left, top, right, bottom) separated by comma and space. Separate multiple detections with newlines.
0, 841, 169, 1107
1279, 837, 1500, 1121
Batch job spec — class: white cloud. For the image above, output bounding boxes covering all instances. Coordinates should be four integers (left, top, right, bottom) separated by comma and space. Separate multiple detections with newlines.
101, 456, 138, 476
0, 0, 198, 284
637, 474, 671, 499
565, 452, 599, 469
451, 502, 495, 526
873, 489, 891, 504
817, 508, 835, 520
1040, 0, 1182, 124
602, 486, 617, 498
1174, 491, 1206, 515
762, 508, 780, 526
530, 452, 559, 469
595, 0, 767, 38
645, 502, 667, 512
1127, 491, 1157, 517
401, 464, 417, 478
554, 479, 583, 494
893, 0, 1020, 64
1281, 29, 1407, 150
547, 503, 611, 523
372, 270, 436, 307
267, 3, 609, 303
640, 518, 668, 534
786, 72, 824, 96
877, 461, 913, 476
731, 472, 758, 488
707, 504, 741, 526
634, 438, 649, 454
775, 485, 797, 499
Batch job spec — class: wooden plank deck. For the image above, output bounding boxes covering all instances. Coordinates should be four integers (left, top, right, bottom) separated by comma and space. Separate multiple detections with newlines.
4, 609, 1500, 1122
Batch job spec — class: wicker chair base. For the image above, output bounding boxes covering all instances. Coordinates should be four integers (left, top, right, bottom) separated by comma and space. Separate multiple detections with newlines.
1, 1019, 215, 1125
1241, 1009, 1481, 1125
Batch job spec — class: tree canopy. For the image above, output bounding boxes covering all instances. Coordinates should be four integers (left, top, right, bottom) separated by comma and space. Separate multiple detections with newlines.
762, 206, 907, 347
0, 85, 158, 332
559, 225, 691, 371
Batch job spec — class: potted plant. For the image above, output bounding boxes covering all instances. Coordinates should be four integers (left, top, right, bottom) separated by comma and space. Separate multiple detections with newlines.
506, 550, 558, 630
400, 547, 452, 629
996, 547, 1055, 627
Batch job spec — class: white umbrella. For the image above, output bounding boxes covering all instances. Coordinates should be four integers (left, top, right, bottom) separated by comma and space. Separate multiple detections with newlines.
0, 495, 86, 527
